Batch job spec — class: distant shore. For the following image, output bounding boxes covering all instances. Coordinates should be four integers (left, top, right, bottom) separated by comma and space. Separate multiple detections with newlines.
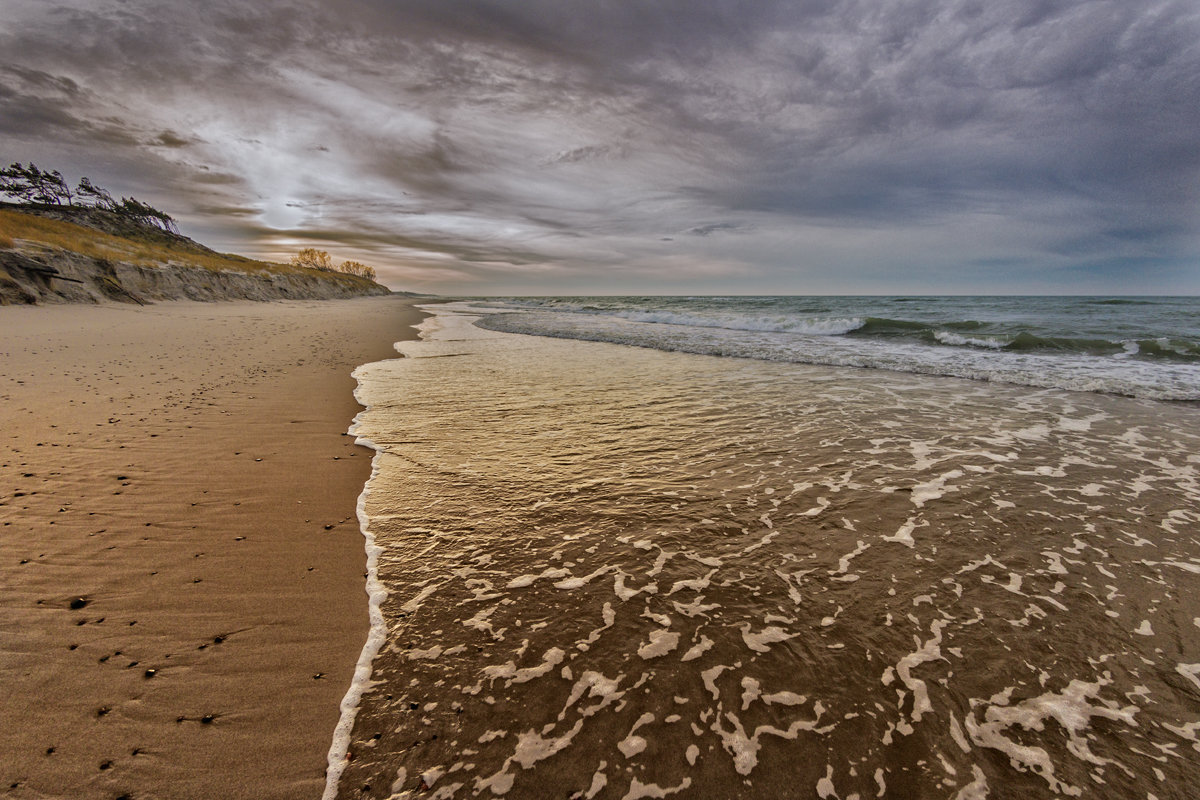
0, 296, 425, 799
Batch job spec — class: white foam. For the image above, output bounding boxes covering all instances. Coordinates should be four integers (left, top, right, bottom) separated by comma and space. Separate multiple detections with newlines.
554, 565, 615, 589
614, 571, 658, 601
816, 764, 837, 798
464, 605, 505, 640
884, 516, 925, 547
1176, 663, 1200, 693
584, 764, 608, 799
619, 776, 693, 800
701, 664, 732, 700
965, 678, 1139, 795
483, 647, 566, 685
667, 569, 717, 595
832, 540, 870, 575
681, 635, 715, 662
712, 702, 829, 776
399, 583, 439, 613
321, 417, 390, 800
890, 620, 947, 723
618, 713, 655, 758
739, 624, 796, 653
510, 719, 585, 769
911, 470, 964, 507
391, 767, 408, 795
740, 677, 762, 711
763, 690, 807, 706
562, 670, 627, 719
934, 330, 1006, 349
507, 567, 572, 588
638, 629, 682, 660
953, 765, 989, 800
672, 597, 721, 617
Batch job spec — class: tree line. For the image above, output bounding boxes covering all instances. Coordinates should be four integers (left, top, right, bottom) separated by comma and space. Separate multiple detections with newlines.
289, 247, 377, 280
0, 162, 179, 234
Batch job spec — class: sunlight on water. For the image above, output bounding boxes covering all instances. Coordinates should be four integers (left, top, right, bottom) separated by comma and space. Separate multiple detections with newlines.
334, 303, 1200, 800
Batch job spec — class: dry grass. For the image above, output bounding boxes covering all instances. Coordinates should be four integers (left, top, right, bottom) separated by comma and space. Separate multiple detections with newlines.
0, 209, 377, 288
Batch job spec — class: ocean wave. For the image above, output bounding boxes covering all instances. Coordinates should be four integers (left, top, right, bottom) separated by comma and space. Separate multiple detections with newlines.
1131, 337, 1200, 361
480, 299, 863, 335
933, 331, 1007, 349
474, 311, 1200, 401
607, 310, 866, 335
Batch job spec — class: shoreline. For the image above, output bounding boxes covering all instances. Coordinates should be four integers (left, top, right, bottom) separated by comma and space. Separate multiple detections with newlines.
0, 296, 425, 799
331, 301, 1200, 799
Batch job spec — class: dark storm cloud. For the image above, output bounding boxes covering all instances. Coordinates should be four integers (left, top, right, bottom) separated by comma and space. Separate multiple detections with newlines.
152, 131, 194, 148
0, 66, 138, 145
1, 0, 1197, 292
686, 223, 748, 237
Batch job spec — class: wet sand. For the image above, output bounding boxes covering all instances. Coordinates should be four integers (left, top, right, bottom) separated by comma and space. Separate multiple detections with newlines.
0, 296, 425, 799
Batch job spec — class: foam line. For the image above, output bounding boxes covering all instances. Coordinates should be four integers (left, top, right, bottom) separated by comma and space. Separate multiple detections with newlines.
322, 399, 389, 800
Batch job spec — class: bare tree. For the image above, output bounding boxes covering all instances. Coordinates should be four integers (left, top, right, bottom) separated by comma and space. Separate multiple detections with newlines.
0, 162, 72, 204
76, 177, 117, 210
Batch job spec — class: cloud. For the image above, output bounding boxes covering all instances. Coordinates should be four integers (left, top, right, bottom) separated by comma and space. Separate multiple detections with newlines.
685, 223, 749, 237
0, 0, 1196, 292
152, 130, 194, 148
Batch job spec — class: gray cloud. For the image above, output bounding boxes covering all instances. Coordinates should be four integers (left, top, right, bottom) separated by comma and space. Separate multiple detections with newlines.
686, 223, 749, 237
0, 0, 1197, 292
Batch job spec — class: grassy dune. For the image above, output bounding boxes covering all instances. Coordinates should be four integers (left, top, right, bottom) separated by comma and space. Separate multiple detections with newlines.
0, 208, 378, 290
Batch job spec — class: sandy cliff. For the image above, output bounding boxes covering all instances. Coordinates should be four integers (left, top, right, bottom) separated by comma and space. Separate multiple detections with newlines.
0, 205, 393, 305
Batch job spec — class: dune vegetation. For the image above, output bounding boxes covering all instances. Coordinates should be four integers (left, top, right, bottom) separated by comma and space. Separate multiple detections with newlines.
0, 207, 379, 290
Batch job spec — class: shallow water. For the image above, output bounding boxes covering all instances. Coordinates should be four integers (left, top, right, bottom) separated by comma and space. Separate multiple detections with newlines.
333, 303, 1200, 800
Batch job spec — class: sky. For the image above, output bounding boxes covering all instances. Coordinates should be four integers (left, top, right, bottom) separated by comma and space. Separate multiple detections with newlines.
1, 0, 1198, 294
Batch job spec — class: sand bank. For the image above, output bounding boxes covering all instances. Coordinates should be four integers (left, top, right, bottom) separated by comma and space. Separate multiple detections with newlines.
0, 296, 425, 799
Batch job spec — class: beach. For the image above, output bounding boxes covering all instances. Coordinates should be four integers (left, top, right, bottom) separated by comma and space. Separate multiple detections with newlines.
5, 294, 1199, 800
0, 296, 425, 799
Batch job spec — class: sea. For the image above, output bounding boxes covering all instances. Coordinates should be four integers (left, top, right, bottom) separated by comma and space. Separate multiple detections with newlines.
328, 296, 1200, 800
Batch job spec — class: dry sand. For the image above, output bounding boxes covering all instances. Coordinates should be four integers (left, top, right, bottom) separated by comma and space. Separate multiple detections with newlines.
0, 296, 426, 800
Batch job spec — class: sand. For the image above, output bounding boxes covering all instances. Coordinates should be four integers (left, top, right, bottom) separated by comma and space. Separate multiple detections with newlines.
0, 296, 426, 800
